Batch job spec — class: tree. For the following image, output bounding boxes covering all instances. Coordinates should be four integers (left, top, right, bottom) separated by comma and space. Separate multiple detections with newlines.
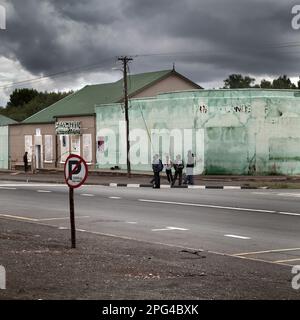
223, 74, 255, 89
0, 89, 73, 122
7, 88, 39, 109
272, 75, 296, 89
260, 79, 272, 89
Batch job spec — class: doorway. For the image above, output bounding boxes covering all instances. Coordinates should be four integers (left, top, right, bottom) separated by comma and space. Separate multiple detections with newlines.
35, 145, 42, 169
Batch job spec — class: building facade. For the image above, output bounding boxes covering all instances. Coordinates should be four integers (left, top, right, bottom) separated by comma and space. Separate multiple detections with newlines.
0, 115, 17, 169
9, 69, 200, 170
95, 89, 300, 175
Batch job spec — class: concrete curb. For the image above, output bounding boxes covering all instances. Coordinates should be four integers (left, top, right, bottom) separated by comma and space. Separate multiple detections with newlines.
104, 183, 261, 189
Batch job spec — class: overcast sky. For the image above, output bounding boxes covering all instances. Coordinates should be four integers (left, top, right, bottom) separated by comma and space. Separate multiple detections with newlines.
0, 0, 300, 105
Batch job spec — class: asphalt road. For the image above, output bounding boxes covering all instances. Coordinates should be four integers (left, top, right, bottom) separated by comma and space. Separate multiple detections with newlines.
0, 181, 300, 267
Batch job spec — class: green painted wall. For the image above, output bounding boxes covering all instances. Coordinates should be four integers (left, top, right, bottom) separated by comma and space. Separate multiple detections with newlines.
95, 89, 300, 175
0, 126, 9, 169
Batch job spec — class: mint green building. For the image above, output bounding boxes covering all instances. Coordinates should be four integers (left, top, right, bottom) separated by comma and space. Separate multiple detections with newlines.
95, 89, 300, 175
0, 115, 17, 169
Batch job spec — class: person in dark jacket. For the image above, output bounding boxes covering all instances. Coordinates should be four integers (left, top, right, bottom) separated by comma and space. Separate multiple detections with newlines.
152, 154, 163, 188
184, 150, 196, 185
23, 152, 28, 172
172, 154, 184, 187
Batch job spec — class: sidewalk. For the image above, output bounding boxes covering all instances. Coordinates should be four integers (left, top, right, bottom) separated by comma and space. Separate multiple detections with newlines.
1, 169, 300, 188
0, 218, 298, 299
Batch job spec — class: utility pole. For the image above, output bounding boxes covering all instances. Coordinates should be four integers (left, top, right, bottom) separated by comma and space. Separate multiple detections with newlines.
118, 56, 133, 178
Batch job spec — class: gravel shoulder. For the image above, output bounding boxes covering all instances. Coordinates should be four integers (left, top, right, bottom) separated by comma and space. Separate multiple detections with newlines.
0, 218, 299, 300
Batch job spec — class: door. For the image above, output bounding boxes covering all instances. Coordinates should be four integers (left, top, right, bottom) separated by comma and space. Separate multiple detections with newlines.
35, 145, 42, 169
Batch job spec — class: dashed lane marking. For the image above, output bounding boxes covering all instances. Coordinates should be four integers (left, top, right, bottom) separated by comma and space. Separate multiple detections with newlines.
0, 187, 17, 190
80, 194, 95, 197
37, 190, 52, 193
151, 226, 189, 232
224, 234, 251, 240
109, 196, 122, 199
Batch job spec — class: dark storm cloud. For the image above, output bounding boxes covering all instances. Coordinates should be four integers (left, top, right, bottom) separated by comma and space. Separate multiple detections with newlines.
0, 0, 299, 87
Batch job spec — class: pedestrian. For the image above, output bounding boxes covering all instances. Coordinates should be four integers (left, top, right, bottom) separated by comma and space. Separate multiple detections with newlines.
184, 150, 196, 185
164, 155, 173, 184
23, 151, 28, 172
152, 154, 163, 189
172, 154, 184, 187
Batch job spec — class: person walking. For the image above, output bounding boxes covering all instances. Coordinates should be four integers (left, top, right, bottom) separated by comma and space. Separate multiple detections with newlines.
164, 155, 173, 184
172, 154, 184, 187
23, 151, 28, 173
152, 154, 163, 188
184, 150, 196, 185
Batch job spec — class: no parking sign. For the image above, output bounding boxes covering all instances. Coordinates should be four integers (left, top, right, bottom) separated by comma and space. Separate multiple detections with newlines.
64, 154, 88, 248
64, 154, 88, 188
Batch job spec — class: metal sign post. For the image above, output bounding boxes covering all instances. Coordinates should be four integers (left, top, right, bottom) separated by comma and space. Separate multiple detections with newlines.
64, 154, 88, 249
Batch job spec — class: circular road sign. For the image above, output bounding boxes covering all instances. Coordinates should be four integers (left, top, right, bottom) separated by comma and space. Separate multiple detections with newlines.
64, 154, 88, 188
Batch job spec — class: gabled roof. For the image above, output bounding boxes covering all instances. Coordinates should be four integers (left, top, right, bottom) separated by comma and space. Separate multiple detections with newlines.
0, 114, 17, 126
23, 69, 199, 124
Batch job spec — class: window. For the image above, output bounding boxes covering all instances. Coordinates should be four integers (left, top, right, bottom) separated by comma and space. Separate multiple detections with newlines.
82, 134, 92, 163
44, 135, 53, 162
71, 135, 80, 156
60, 135, 69, 163
24, 135, 32, 162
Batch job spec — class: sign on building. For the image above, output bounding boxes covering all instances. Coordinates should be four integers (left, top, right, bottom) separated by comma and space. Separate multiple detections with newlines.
55, 121, 81, 135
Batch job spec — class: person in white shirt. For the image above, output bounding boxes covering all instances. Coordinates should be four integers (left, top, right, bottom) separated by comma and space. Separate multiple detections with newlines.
164, 155, 173, 184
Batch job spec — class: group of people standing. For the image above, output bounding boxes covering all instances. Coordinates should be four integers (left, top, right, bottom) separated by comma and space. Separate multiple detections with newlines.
151, 151, 196, 188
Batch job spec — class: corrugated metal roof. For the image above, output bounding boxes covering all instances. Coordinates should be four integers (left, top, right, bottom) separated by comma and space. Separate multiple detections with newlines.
0, 114, 17, 126
23, 70, 174, 124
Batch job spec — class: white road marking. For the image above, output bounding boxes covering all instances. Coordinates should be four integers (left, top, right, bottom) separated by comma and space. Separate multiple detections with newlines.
80, 194, 94, 197
152, 226, 189, 232
37, 190, 52, 193
0, 213, 38, 221
126, 221, 137, 224
0, 187, 17, 190
0, 184, 65, 187
277, 193, 300, 197
77, 229, 87, 232
161, 185, 171, 189
38, 216, 90, 221
279, 211, 300, 216
273, 258, 300, 263
224, 234, 251, 240
58, 227, 68, 230
138, 199, 276, 214
233, 247, 300, 256
109, 196, 121, 199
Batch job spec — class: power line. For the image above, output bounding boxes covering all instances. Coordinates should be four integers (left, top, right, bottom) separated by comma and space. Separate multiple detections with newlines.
0, 57, 115, 90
